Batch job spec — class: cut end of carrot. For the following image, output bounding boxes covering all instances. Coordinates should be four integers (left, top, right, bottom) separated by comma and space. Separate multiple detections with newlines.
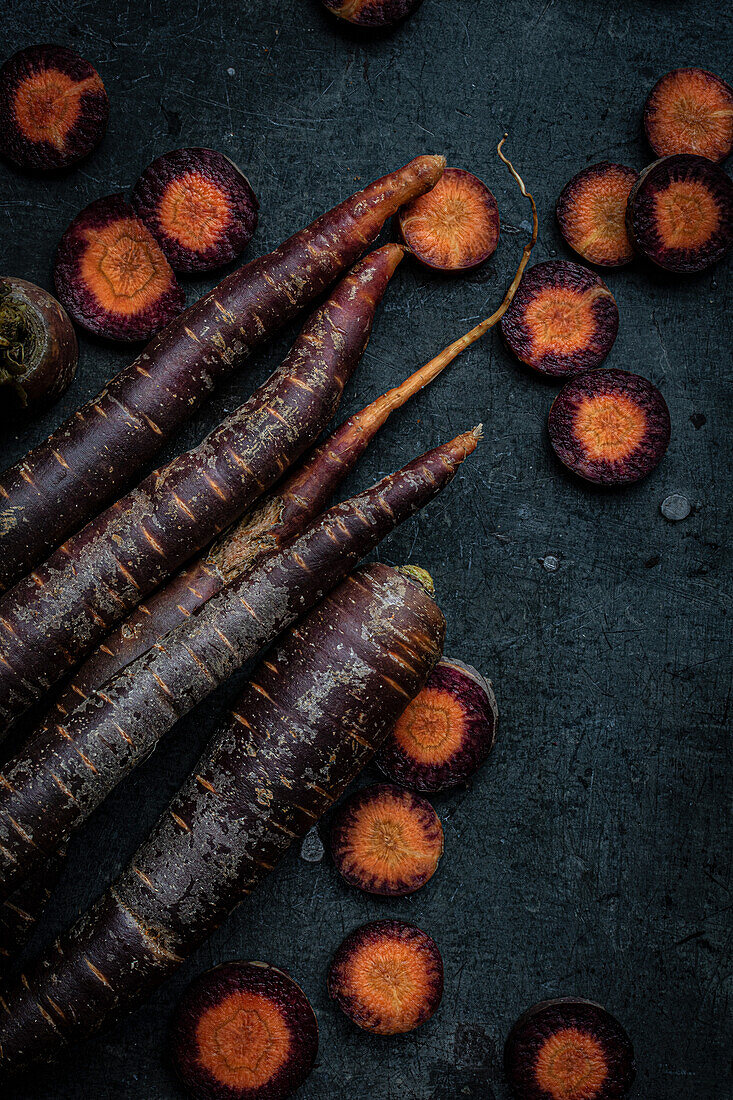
556, 163, 639, 267
131, 148, 259, 273
626, 154, 733, 273
500, 260, 619, 378
398, 564, 435, 595
330, 783, 444, 895
398, 167, 500, 271
0, 44, 108, 172
320, 0, 425, 29
54, 194, 185, 343
504, 998, 636, 1100
171, 961, 318, 1099
0, 277, 77, 410
378, 657, 497, 790
328, 919, 443, 1035
644, 68, 733, 163
548, 369, 671, 486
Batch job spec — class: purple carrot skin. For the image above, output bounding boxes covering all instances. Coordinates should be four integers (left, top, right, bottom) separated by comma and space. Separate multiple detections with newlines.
0, 155, 445, 593
0, 246, 403, 733
0, 429, 479, 906
0, 848, 66, 967
50, 135, 537, 719
0, 561, 445, 1074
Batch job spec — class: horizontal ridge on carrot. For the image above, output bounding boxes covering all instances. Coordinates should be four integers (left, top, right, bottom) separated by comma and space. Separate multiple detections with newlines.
0, 429, 479, 907
0, 558, 448, 1072
0, 154, 445, 592
0, 246, 402, 732
46, 134, 536, 724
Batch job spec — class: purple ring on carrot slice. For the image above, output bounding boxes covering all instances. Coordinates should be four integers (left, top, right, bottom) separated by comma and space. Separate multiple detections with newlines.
548, 368, 670, 486
500, 260, 619, 378
626, 154, 733, 273
504, 997, 636, 1100
320, 0, 424, 29
0, 44, 108, 172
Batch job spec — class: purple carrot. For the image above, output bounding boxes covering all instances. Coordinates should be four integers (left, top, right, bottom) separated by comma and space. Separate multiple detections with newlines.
0, 560, 445, 1074
0, 245, 403, 732
0, 428, 479, 907
0, 155, 445, 592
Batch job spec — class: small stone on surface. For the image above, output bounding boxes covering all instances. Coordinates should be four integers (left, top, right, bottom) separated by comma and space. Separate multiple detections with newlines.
542, 555, 559, 572
661, 494, 691, 522
300, 828, 324, 862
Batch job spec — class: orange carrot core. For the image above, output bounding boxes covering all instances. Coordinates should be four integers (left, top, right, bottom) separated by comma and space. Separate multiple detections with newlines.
345, 937, 435, 1034
400, 170, 498, 269
574, 393, 647, 463
13, 68, 101, 149
80, 219, 175, 316
344, 793, 441, 883
525, 287, 598, 358
195, 990, 291, 1089
534, 1026, 608, 1100
158, 172, 231, 250
649, 70, 733, 161
653, 177, 721, 249
394, 688, 465, 765
563, 171, 633, 263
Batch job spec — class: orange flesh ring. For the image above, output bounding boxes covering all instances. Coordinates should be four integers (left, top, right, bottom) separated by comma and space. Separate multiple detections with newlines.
653, 177, 721, 248
194, 990, 291, 1090
563, 173, 632, 261
534, 1027, 609, 1100
79, 220, 174, 316
401, 173, 497, 268
345, 938, 435, 1033
394, 687, 466, 765
158, 171, 231, 250
343, 795, 440, 882
12, 68, 102, 149
525, 287, 599, 358
649, 70, 733, 160
574, 393, 647, 462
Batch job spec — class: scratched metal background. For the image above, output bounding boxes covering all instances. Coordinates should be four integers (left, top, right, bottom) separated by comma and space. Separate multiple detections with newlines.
1, 1, 731, 1097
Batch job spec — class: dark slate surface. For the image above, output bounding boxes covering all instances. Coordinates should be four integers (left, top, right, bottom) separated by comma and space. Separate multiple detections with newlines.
1, 1, 730, 1097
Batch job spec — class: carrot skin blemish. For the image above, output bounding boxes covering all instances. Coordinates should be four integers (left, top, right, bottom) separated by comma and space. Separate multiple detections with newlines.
548, 368, 671, 486
328, 919, 443, 1035
131, 148, 259, 273
377, 658, 497, 791
0, 44, 108, 172
626, 154, 733, 273
644, 68, 733, 164
54, 194, 185, 343
556, 163, 639, 268
171, 961, 318, 1100
500, 261, 618, 378
398, 167, 500, 271
504, 998, 636, 1100
320, 0, 424, 28
330, 782, 443, 895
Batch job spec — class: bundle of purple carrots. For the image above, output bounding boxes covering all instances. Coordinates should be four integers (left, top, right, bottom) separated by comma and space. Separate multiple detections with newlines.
0, 144, 539, 1083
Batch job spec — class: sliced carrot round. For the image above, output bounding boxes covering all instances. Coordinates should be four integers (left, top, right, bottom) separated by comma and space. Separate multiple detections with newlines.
0, 44, 108, 172
328, 919, 443, 1035
378, 658, 497, 791
500, 261, 618, 378
131, 148, 259, 273
398, 167, 500, 271
626, 154, 733, 273
170, 961, 318, 1099
330, 783, 443, 895
504, 998, 636, 1100
548, 369, 671, 486
556, 163, 638, 267
644, 68, 733, 164
54, 194, 184, 343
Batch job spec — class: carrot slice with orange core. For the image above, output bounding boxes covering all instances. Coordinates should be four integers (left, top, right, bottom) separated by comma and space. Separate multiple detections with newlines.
398, 167, 500, 271
644, 68, 733, 163
321, 0, 424, 28
504, 998, 636, 1100
330, 783, 443, 895
328, 919, 443, 1035
556, 163, 638, 267
54, 195, 184, 342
